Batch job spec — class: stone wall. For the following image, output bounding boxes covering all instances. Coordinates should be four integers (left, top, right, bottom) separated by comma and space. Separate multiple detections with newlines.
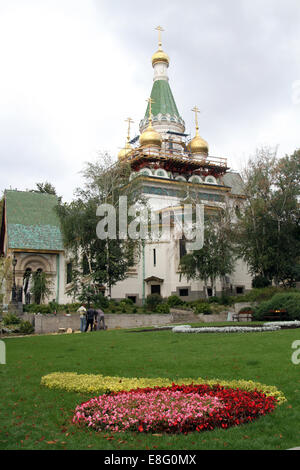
21, 308, 234, 335
26, 313, 174, 335
170, 308, 228, 323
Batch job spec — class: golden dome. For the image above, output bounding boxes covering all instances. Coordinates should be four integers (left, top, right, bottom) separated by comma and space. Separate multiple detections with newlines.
152, 49, 169, 67
139, 123, 162, 148
189, 133, 209, 156
118, 141, 132, 160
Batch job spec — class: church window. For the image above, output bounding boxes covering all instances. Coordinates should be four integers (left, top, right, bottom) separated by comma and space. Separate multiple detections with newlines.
151, 284, 161, 295
153, 248, 156, 266
205, 176, 217, 185
155, 169, 168, 178
179, 238, 187, 259
207, 287, 213, 297
67, 262, 73, 284
236, 286, 245, 295
179, 288, 189, 297
82, 255, 90, 275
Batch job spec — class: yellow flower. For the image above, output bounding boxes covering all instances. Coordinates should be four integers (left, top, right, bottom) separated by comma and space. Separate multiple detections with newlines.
40, 372, 286, 405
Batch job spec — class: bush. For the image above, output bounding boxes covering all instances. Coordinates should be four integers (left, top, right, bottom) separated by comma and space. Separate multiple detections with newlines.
167, 295, 184, 308
121, 298, 134, 306
253, 293, 300, 320
3, 314, 21, 325
239, 307, 254, 314
145, 294, 163, 311
156, 303, 170, 314
193, 303, 212, 315
93, 295, 109, 310
19, 321, 34, 335
252, 276, 271, 289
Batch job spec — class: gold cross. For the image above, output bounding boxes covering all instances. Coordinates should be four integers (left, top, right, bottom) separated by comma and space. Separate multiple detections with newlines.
155, 25, 164, 49
146, 97, 155, 122
191, 106, 201, 132
125, 117, 134, 142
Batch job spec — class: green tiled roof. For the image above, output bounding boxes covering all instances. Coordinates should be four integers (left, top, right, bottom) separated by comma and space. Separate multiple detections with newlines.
145, 80, 181, 118
5, 190, 64, 251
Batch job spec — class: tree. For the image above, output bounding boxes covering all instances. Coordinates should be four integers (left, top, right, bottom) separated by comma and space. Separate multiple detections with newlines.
56, 153, 145, 299
235, 147, 300, 286
32, 270, 52, 304
32, 182, 57, 195
0, 256, 12, 307
180, 211, 235, 297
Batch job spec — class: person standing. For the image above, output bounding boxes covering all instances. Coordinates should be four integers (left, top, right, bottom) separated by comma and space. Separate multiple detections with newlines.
85, 307, 95, 332
95, 308, 107, 330
77, 305, 87, 332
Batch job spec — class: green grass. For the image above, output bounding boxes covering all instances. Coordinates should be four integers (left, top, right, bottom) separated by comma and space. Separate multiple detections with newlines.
1, 326, 300, 450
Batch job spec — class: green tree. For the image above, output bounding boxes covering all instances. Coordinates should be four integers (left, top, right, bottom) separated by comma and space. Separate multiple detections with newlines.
235, 147, 300, 286
32, 182, 57, 195
32, 270, 52, 305
180, 212, 235, 297
56, 153, 145, 299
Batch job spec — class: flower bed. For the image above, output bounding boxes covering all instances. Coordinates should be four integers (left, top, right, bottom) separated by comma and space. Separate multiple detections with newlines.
73, 383, 278, 434
264, 321, 300, 327
172, 325, 282, 333
41, 372, 286, 404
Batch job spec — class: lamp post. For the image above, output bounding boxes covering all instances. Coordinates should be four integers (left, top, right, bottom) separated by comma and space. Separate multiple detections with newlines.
11, 256, 17, 302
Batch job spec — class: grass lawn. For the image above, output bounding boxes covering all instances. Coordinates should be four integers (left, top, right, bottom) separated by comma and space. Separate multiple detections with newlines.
1, 324, 300, 450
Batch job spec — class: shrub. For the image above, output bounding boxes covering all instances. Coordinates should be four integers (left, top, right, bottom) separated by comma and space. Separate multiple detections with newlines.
239, 307, 254, 314
254, 293, 300, 320
19, 321, 34, 335
156, 303, 170, 314
252, 276, 271, 289
167, 295, 184, 307
3, 314, 21, 325
121, 298, 134, 306
93, 295, 109, 310
193, 303, 212, 315
145, 294, 163, 311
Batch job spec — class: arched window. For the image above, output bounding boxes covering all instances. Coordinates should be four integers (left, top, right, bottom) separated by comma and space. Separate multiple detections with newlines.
139, 168, 152, 177
205, 176, 217, 185
154, 169, 168, 179
188, 175, 202, 184
175, 175, 186, 182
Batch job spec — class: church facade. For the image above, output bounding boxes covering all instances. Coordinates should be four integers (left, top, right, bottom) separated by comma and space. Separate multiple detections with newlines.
111, 29, 252, 304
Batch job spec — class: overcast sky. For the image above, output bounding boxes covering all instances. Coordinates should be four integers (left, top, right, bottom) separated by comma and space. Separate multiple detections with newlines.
0, 0, 299, 201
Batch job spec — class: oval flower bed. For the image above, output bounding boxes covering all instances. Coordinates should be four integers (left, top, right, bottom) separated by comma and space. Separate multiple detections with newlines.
73, 383, 277, 434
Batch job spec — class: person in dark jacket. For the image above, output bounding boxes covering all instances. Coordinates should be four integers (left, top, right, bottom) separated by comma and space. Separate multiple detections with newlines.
85, 308, 95, 332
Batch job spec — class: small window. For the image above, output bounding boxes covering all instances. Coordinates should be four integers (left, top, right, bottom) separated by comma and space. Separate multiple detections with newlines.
179, 238, 187, 259
153, 248, 156, 267
151, 284, 161, 295
207, 287, 213, 297
127, 296, 137, 304
67, 262, 73, 284
236, 286, 245, 295
179, 288, 189, 297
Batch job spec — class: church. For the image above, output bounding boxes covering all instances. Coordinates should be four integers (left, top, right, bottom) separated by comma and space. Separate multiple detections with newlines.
110, 27, 252, 304
0, 28, 252, 307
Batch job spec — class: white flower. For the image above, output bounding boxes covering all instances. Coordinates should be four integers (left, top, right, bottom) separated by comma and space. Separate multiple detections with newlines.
172, 326, 281, 334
